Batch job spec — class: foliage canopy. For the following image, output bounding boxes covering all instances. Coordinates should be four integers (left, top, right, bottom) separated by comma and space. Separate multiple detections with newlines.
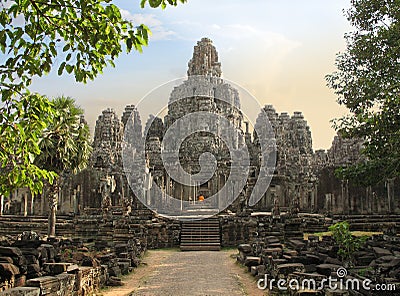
327, 0, 400, 185
0, 0, 186, 196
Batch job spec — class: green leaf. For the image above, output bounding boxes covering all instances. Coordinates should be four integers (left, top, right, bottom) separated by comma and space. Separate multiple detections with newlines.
58, 62, 66, 76
65, 64, 73, 74
126, 38, 133, 51
62, 44, 70, 52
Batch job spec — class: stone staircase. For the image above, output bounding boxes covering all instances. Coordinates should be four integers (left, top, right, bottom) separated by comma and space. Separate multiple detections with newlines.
333, 214, 400, 232
180, 217, 221, 251
0, 215, 75, 238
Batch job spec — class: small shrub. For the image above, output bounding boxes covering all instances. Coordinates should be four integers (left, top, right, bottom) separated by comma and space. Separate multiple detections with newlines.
328, 221, 367, 267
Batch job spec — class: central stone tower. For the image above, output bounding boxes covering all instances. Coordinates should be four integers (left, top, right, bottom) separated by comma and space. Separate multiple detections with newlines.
187, 37, 222, 77
145, 38, 247, 212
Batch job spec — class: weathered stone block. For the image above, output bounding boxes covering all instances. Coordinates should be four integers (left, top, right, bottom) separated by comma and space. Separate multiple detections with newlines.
14, 275, 26, 287
244, 256, 261, 267
262, 248, 283, 258
24, 255, 39, 266
0, 247, 22, 257
21, 249, 39, 257
315, 264, 341, 277
108, 266, 121, 277
118, 261, 130, 275
250, 265, 258, 276
237, 244, 252, 254
26, 264, 41, 275
274, 263, 305, 278
0, 256, 13, 264
43, 263, 73, 275
0, 287, 40, 296
26, 276, 61, 295
56, 273, 75, 296
40, 245, 56, 260
373, 247, 392, 257
13, 240, 42, 249
0, 263, 20, 276
325, 289, 349, 295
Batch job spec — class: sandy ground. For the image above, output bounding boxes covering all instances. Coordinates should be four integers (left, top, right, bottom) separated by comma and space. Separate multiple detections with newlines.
99, 249, 267, 296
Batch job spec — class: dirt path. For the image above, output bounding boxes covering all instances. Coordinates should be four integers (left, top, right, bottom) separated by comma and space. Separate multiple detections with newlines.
100, 249, 267, 296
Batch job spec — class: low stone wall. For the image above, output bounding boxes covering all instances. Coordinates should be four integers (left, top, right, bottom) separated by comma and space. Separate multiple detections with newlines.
0, 235, 146, 295
237, 232, 400, 294
219, 212, 332, 247
0, 211, 180, 250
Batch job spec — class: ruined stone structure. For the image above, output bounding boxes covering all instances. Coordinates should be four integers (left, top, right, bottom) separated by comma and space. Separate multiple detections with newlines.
2, 37, 400, 296
2, 37, 399, 218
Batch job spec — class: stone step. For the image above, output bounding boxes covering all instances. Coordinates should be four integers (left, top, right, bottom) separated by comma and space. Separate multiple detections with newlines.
181, 237, 220, 245
180, 218, 221, 251
181, 230, 220, 234
180, 245, 221, 251
181, 234, 220, 237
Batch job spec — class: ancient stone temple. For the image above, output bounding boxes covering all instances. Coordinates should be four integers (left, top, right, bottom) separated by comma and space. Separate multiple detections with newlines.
142, 37, 247, 214
250, 105, 317, 213
4, 37, 400, 296
2, 37, 400, 218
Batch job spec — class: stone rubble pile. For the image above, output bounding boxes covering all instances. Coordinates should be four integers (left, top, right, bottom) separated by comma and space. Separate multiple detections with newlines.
238, 231, 400, 295
0, 232, 147, 295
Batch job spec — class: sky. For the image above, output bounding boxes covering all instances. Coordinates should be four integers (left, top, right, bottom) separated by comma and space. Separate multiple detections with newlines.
30, 0, 353, 150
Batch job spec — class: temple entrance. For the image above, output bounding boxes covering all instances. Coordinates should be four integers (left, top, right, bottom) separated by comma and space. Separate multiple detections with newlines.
180, 217, 221, 251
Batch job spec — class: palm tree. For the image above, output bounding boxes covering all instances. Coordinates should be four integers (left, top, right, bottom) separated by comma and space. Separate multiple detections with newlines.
36, 96, 92, 237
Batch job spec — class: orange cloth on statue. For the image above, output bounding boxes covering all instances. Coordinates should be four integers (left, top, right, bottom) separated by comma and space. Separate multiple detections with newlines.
198, 195, 205, 202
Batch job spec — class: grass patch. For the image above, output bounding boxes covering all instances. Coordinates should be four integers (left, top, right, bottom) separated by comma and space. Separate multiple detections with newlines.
304, 231, 382, 240
148, 247, 180, 252
221, 246, 239, 251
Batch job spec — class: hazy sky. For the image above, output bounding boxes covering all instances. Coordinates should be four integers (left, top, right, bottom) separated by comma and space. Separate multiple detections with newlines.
30, 0, 352, 150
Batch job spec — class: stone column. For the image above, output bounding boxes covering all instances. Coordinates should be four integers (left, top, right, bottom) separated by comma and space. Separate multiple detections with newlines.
72, 189, 77, 214
387, 178, 395, 213
313, 184, 318, 213
23, 193, 28, 217
0, 195, 3, 216
30, 194, 34, 215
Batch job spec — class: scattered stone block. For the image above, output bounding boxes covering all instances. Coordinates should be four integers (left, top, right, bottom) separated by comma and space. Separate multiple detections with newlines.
117, 261, 130, 275
0, 263, 20, 276
315, 264, 342, 277
373, 247, 392, 257
325, 289, 350, 295
274, 263, 305, 278
43, 263, 73, 275
250, 265, 258, 276
262, 248, 283, 259
26, 276, 61, 295
324, 257, 342, 266
0, 287, 40, 296
244, 256, 261, 267
0, 257, 13, 264
56, 273, 75, 296
238, 244, 252, 254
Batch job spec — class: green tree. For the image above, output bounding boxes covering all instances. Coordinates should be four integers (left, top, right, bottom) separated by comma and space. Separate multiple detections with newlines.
326, 0, 400, 185
0, 94, 57, 197
329, 221, 367, 267
0, 0, 186, 200
35, 96, 91, 236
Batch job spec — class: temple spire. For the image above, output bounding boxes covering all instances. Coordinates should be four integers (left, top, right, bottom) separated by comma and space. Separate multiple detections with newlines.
187, 37, 222, 77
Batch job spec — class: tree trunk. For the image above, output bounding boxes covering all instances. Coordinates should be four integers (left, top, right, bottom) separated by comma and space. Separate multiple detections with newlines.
48, 179, 59, 237
23, 193, 28, 217
0, 195, 3, 216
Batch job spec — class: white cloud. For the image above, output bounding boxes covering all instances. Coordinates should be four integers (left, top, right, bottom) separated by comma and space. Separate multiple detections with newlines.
120, 10, 177, 41
174, 21, 301, 82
